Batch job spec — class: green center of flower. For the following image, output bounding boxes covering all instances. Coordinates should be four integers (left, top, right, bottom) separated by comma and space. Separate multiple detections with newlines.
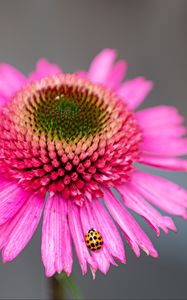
32, 88, 109, 140
9, 74, 127, 149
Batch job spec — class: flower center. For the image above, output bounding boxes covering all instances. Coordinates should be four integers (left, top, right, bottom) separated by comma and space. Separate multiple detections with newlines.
0, 74, 141, 204
31, 84, 109, 141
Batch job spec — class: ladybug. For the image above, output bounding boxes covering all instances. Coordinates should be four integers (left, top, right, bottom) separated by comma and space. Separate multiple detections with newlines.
85, 228, 103, 251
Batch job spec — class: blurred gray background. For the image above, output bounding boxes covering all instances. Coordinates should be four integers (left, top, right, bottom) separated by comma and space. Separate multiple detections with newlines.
0, 0, 187, 299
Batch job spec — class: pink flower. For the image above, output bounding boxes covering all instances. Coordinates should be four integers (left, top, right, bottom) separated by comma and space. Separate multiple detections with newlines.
0, 49, 186, 277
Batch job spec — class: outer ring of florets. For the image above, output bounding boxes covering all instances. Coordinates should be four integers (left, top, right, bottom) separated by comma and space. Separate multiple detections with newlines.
0, 74, 141, 205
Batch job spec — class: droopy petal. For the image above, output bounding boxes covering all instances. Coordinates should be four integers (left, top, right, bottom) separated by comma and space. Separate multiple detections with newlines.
80, 201, 116, 275
68, 201, 97, 275
139, 155, 187, 171
29, 58, 62, 81
117, 77, 153, 110
0, 184, 32, 250
0, 64, 26, 99
117, 184, 176, 235
0, 179, 30, 225
131, 171, 187, 218
103, 188, 158, 258
88, 49, 117, 84
91, 199, 126, 263
61, 202, 73, 276
2, 194, 44, 262
42, 194, 72, 277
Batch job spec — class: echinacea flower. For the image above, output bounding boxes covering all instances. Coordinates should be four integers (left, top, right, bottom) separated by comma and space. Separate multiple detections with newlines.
0, 49, 187, 277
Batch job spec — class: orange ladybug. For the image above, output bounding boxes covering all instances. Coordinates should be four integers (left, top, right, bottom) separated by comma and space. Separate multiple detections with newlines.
85, 228, 103, 251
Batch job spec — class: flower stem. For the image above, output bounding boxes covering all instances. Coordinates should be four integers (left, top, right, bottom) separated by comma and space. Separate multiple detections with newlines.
50, 275, 65, 300
50, 273, 83, 300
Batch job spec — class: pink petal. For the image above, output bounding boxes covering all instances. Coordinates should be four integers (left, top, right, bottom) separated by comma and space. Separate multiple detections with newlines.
117, 77, 153, 110
61, 203, 73, 277
42, 194, 72, 277
141, 137, 187, 157
78, 50, 127, 90
0, 64, 26, 99
140, 125, 187, 139
136, 106, 184, 125
88, 49, 117, 84
103, 188, 158, 258
2, 194, 44, 262
80, 201, 116, 275
29, 58, 62, 81
0, 179, 30, 225
105, 60, 127, 90
131, 171, 187, 218
68, 201, 97, 275
136, 106, 186, 139
117, 184, 176, 235
139, 155, 187, 171
91, 199, 126, 263
136, 105, 187, 156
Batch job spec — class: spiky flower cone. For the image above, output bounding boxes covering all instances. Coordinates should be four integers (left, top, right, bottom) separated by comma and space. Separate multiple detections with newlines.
0, 74, 141, 205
